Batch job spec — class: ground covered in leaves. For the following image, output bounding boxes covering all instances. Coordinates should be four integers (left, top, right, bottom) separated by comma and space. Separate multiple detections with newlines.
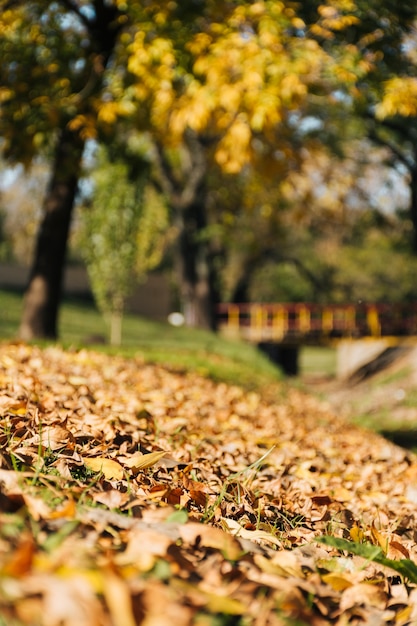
1, 343, 417, 625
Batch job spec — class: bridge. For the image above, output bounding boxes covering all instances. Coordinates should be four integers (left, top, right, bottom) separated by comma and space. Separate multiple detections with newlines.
217, 302, 417, 376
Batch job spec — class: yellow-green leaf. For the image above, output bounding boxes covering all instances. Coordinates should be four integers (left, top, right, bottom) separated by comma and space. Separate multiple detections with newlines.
83, 457, 124, 480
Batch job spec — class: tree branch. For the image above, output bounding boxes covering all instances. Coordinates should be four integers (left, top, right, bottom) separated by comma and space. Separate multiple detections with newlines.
151, 131, 207, 212
368, 128, 414, 171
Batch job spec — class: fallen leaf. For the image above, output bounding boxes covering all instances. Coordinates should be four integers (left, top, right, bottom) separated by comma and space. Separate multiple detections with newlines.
103, 569, 136, 626
254, 552, 304, 579
222, 517, 282, 547
179, 522, 243, 561
82, 457, 124, 480
120, 450, 166, 472
321, 572, 353, 591
48, 499, 77, 520
2, 534, 35, 577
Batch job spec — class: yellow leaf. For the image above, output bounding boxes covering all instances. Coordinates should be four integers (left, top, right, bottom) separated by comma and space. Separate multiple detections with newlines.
6, 400, 28, 416
103, 569, 136, 626
370, 525, 389, 554
376, 77, 417, 119
83, 457, 124, 480
205, 593, 245, 616
48, 499, 76, 520
322, 572, 353, 591
121, 450, 166, 472
97, 101, 119, 125
254, 552, 303, 578
0, 87, 13, 103
68, 375, 88, 386
350, 524, 365, 543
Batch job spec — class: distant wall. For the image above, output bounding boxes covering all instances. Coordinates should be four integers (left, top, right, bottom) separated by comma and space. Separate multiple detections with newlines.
0, 263, 173, 321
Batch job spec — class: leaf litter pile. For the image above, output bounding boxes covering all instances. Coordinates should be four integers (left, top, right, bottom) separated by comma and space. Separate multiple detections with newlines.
1, 345, 417, 625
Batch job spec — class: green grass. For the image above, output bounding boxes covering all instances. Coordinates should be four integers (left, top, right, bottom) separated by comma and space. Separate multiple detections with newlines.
299, 345, 337, 378
0, 289, 283, 390
0, 289, 339, 388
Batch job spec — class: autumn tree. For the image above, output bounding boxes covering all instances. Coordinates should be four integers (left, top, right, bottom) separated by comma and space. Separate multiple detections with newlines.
298, 0, 417, 251
79, 142, 168, 345
3, 0, 414, 340
125, 2, 329, 328
0, 1, 124, 339
246, 140, 416, 304
80, 147, 142, 345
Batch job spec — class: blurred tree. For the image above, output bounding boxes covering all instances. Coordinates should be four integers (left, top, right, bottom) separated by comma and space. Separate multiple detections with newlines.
0, 0, 123, 338
299, 0, 417, 251
247, 151, 415, 304
2, 0, 324, 334
78, 140, 169, 344
126, 2, 328, 328
2, 0, 416, 340
80, 146, 149, 345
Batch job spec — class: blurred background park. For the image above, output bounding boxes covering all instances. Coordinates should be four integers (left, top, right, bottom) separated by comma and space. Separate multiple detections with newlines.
1, 1, 417, 380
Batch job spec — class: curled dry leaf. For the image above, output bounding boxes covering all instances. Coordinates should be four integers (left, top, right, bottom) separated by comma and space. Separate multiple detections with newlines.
119, 450, 166, 473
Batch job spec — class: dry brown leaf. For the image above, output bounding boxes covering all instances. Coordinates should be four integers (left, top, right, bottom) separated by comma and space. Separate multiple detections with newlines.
222, 517, 282, 548
23, 493, 53, 521
115, 527, 172, 567
92, 489, 129, 510
179, 522, 243, 561
1, 343, 417, 625
2, 534, 35, 577
340, 582, 387, 612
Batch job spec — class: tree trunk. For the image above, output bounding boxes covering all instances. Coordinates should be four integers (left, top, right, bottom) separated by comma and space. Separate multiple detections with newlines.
410, 164, 417, 254
19, 127, 84, 340
175, 196, 219, 331
152, 134, 219, 331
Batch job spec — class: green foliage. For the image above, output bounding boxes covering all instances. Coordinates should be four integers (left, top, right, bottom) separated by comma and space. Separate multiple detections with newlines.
80, 147, 147, 345
250, 263, 314, 303
0, 288, 282, 390
79, 141, 169, 344
317, 536, 417, 584
135, 184, 169, 279
247, 207, 417, 305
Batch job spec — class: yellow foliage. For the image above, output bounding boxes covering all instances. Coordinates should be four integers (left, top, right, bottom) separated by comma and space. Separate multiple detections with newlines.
125, 1, 331, 173
97, 102, 119, 125
0, 87, 13, 103
376, 77, 417, 118
186, 32, 212, 56
67, 114, 97, 140
215, 117, 252, 173
0, 8, 23, 35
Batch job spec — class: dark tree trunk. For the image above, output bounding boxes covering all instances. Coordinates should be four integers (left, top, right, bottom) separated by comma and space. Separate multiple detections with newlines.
19, 127, 84, 340
153, 133, 219, 331
17, 1, 122, 340
175, 193, 219, 331
410, 165, 417, 254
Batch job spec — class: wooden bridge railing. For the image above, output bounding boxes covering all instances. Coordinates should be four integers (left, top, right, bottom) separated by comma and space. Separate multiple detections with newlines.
217, 302, 417, 343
